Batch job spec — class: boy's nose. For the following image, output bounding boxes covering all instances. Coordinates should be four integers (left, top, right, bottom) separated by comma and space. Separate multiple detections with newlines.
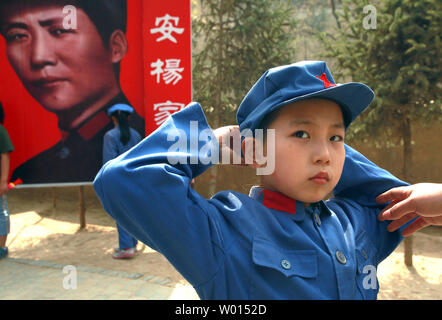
312, 142, 331, 165
30, 35, 57, 69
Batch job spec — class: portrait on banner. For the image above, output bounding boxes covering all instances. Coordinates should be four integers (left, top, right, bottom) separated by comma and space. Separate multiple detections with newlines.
0, 0, 145, 184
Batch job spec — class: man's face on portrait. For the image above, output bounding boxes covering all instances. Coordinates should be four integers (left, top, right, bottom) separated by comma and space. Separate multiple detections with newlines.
0, 2, 120, 114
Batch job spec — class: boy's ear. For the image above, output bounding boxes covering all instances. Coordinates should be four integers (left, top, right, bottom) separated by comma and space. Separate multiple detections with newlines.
109, 30, 128, 64
241, 137, 266, 169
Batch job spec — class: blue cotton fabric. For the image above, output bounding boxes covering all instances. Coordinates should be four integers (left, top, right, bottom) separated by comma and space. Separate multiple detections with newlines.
94, 102, 408, 300
102, 125, 141, 249
102, 127, 141, 165
0, 195, 10, 236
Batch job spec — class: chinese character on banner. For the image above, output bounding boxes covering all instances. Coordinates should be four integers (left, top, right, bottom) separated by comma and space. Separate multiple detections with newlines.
144, 1, 192, 135
150, 14, 185, 43
150, 58, 184, 85
153, 101, 186, 126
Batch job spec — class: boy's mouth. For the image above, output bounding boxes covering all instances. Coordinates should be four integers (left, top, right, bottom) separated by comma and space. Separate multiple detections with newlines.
309, 172, 329, 185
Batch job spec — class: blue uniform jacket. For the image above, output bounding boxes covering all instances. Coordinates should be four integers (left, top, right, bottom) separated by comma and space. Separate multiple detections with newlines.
94, 102, 408, 300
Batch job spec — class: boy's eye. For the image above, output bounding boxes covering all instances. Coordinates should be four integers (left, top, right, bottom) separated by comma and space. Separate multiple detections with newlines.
330, 135, 344, 142
293, 131, 309, 139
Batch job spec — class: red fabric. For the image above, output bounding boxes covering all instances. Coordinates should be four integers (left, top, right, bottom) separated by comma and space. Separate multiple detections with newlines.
316, 73, 337, 89
77, 111, 110, 141
261, 190, 296, 214
0, 1, 192, 183
143, 1, 192, 135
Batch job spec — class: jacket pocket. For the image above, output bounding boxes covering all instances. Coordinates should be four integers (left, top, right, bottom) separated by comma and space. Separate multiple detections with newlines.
252, 237, 318, 279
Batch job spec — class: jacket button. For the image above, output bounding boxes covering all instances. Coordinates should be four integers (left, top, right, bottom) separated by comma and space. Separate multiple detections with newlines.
281, 259, 291, 270
336, 250, 347, 264
314, 213, 321, 226
362, 249, 368, 260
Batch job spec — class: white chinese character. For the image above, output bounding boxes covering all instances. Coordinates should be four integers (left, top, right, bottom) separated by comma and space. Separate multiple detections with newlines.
150, 59, 184, 85
150, 14, 184, 43
150, 59, 165, 83
154, 101, 185, 126
163, 59, 184, 85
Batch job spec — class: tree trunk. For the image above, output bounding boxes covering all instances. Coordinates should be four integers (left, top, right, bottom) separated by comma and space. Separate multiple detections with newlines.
79, 186, 86, 229
401, 112, 413, 266
208, 3, 224, 197
52, 187, 56, 209
330, 0, 342, 29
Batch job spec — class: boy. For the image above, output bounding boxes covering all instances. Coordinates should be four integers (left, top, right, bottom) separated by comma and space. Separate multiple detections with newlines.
94, 61, 409, 299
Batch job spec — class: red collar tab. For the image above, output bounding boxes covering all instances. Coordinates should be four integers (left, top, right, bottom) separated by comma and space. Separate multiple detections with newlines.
77, 111, 111, 141
261, 189, 296, 214
316, 73, 337, 89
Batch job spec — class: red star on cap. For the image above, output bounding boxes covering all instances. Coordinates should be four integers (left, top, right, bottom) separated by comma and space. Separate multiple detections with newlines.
316, 73, 337, 89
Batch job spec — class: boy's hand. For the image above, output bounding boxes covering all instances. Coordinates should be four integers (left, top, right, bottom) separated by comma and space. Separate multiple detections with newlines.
377, 183, 442, 236
212, 125, 246, 166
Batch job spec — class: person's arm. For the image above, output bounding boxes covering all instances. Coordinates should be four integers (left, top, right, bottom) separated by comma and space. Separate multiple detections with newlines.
94, 102, 225, 287
0, 125, 13, 196
377, 183, 442, 236
0, 152, 10, 196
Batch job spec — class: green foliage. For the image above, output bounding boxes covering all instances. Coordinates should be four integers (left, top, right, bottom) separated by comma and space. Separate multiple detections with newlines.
318, 0, 442, 145
192, 0, 297, 126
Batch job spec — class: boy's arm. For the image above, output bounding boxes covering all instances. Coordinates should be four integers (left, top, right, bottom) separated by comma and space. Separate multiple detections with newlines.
331, 145, 411, 263
333, 144, 409, 206
94, 102, 224, 287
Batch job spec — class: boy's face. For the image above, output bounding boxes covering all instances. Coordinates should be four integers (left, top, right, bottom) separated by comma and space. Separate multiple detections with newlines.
260, 99, 346, 205
0, 2, 118, 114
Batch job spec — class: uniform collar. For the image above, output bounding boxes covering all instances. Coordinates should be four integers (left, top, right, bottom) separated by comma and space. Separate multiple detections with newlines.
249, 186, 330, 221
249, 186, 304, 221
59, 93, 129, 141
77, 111, 110, 140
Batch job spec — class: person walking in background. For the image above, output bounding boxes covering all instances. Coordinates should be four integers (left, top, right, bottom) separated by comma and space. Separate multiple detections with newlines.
0, 102, 14, 259
103, 103, 141, 259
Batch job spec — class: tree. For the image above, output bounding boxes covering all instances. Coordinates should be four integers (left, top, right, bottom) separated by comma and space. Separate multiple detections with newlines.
319, 0, 442, 265
192, 0, 297, 195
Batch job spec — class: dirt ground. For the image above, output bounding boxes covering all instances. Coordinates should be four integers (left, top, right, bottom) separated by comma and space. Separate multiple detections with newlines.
5, 186, 442, 299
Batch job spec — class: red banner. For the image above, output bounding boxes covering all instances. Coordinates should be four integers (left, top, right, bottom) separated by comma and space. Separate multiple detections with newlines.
143, 1, 192, 134
0, 0, 191, 185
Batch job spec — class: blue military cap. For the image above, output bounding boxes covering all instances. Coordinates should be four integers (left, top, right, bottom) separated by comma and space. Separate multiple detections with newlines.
107, 103, 134, 116
236, 61, 374, 130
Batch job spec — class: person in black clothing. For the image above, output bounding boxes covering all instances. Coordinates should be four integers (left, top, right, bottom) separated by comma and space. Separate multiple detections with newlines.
0, 0, 144, 183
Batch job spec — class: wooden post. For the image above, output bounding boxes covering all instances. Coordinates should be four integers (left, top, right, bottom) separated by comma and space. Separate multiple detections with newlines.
401, 113, 413, 266
79, 186, 86, 229
51, 187, 56, 208
404, 236, 413, 266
